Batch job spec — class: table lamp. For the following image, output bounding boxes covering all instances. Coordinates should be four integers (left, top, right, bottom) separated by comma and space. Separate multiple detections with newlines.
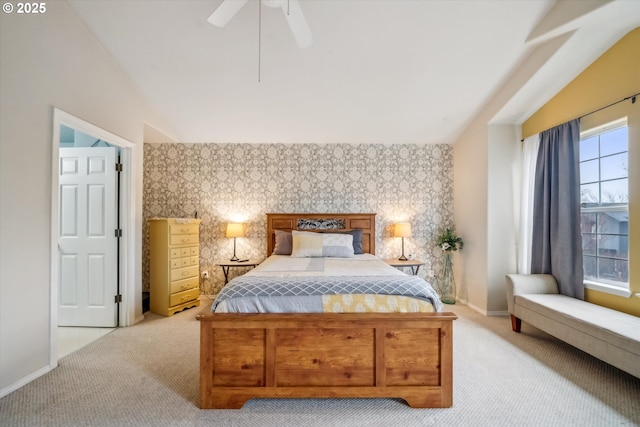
226, 223, 244, 261
393, 222, 412, 261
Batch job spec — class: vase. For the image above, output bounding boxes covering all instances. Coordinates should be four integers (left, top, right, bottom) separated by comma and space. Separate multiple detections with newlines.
431, 276, 442, 299
440, 251, 456, 304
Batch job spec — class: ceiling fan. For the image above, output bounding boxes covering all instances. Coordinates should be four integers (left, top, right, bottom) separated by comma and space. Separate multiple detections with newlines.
208, 0, 313, 48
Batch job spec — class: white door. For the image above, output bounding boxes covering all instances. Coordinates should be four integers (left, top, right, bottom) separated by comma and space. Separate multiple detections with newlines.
58, 147, 119, 327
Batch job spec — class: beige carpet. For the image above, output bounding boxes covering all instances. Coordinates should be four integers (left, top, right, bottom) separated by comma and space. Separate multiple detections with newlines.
1, 302, 639, 426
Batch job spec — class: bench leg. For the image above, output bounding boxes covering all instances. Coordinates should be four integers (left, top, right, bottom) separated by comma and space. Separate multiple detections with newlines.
511, 315, 522, 332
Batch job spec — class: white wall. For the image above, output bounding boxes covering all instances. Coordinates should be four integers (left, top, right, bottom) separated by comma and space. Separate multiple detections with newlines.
486, 125, 520, 313
0, 2, 167, 395
452, 33, 573, 314
453, 116, 489, 311
453, 122, 521, 316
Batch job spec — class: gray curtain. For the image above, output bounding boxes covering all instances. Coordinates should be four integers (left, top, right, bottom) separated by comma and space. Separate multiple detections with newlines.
531, 119, 584, 299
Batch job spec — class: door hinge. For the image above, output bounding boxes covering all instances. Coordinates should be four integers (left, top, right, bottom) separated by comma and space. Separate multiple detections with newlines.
115, 229, 122, 238
115, 294, 122, 304
115, 162, 123, 172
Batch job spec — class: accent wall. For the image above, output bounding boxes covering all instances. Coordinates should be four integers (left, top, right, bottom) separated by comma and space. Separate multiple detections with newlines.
143, 143, 454, 295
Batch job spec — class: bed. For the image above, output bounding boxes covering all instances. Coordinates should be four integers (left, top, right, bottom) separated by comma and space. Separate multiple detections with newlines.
196, 213, 456, 409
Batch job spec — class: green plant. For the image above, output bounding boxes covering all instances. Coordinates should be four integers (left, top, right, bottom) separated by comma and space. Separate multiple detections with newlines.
435, 227, 463, 251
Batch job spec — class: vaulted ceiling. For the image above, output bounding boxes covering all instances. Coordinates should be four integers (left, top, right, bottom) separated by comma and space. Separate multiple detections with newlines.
68, 0, 640, 144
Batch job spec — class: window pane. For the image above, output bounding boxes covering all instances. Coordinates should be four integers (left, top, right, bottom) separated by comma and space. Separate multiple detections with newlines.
615, 259, 629, 282
600, 152, 627, 181
582, 233, 596, 255
580, 212, 596, 233
598, 234, 623, 257
580, 183, 599, 204
580, 136, 599, 161
598, 257, 616, 280
598, 211, 628, 235
598, 258, 628, 282
584, 256, 597, 279
580, 159, 599, 184
601, 178, 628, 203
600, 127, 627, 156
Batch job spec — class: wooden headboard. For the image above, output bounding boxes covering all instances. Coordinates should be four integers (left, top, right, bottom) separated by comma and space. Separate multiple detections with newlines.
267, 213, 376, 256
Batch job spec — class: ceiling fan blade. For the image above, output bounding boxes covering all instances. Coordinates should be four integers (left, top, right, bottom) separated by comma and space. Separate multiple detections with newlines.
280, 0, 313, 48
207, 0, 249, 27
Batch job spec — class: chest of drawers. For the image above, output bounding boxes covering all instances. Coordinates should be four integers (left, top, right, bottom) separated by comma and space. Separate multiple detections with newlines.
149, 218, 201, 316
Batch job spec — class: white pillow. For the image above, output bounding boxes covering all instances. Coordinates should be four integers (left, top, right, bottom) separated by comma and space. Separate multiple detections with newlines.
291, 230, 354, 258
291, 230, 323, 257
321, 232, 355, 257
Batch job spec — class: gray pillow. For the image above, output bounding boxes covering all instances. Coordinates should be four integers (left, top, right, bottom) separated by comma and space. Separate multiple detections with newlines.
273, 229, 292, 255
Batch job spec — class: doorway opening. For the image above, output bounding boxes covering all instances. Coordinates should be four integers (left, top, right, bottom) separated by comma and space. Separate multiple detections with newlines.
50, 109, 136, 364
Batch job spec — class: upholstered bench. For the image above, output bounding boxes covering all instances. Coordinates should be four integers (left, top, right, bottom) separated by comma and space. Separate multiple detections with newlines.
506, 274, 640, 378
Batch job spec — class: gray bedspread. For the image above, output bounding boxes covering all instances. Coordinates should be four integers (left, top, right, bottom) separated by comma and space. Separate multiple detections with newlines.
212, 274, 443, 313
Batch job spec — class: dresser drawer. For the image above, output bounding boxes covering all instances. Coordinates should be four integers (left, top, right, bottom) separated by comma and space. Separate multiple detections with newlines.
170, 223, 199, 235
170, 276, 198, 294
190, 246, 198, 256
171, 255, 193, 269
170, 234, 198, 246
169, 288, 198, 307
170, 265, 198, 281
189, 255, 199, 266
170, 248, 181, 258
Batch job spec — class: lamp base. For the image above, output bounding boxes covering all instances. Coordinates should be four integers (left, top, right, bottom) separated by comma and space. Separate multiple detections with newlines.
230, 237, 239, 261
398, 236, 408, 261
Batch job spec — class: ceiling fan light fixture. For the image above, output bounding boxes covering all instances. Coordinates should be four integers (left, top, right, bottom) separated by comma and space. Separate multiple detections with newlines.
208, 0, 313, 48
207, 0, 248, 27
262, 0, 286, 8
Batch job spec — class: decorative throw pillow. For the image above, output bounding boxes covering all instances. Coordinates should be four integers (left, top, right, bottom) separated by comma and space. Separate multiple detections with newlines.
291, 230, 324, 257
291, 230, 355, 258
273, 229, 292, 255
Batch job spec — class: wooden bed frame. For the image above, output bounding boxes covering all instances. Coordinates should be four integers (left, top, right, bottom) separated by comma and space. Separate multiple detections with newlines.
197, 213, 456, 409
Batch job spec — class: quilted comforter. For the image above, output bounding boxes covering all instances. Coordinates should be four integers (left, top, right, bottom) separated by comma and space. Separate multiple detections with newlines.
212, 255, 442, 313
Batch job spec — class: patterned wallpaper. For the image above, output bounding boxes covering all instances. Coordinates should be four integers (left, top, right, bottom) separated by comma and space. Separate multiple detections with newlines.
143, 143, 454, 295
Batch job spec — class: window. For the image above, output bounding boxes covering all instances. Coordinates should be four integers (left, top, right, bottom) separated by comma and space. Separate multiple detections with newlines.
580, 120, 629, 289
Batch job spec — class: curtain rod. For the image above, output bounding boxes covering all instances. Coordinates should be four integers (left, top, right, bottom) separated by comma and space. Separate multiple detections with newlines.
579, 92, 638, 119
521, 92, 639, 142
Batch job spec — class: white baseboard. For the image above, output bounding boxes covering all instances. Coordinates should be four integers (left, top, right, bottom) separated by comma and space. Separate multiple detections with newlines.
0, 364, 53, 399
486, 310, 509, 317
464, 300, 509, 317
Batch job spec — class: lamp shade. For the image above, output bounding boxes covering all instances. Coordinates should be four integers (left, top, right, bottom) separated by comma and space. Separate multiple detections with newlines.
226, 223, 245, 238
393, 222, 412, 238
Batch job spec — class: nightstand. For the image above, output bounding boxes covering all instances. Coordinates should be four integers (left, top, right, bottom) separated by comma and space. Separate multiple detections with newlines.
383, 259, 425, 275
217, 260, 259, 284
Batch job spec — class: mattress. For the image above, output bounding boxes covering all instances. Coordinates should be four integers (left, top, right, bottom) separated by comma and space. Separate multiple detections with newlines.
212, 254, 442, 313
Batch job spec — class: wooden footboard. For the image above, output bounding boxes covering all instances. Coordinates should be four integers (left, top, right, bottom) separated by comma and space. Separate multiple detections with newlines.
197, 312, 457, 409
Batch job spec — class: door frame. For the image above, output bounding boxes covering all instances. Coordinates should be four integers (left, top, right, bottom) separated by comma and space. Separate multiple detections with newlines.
50, 108, 136, 365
